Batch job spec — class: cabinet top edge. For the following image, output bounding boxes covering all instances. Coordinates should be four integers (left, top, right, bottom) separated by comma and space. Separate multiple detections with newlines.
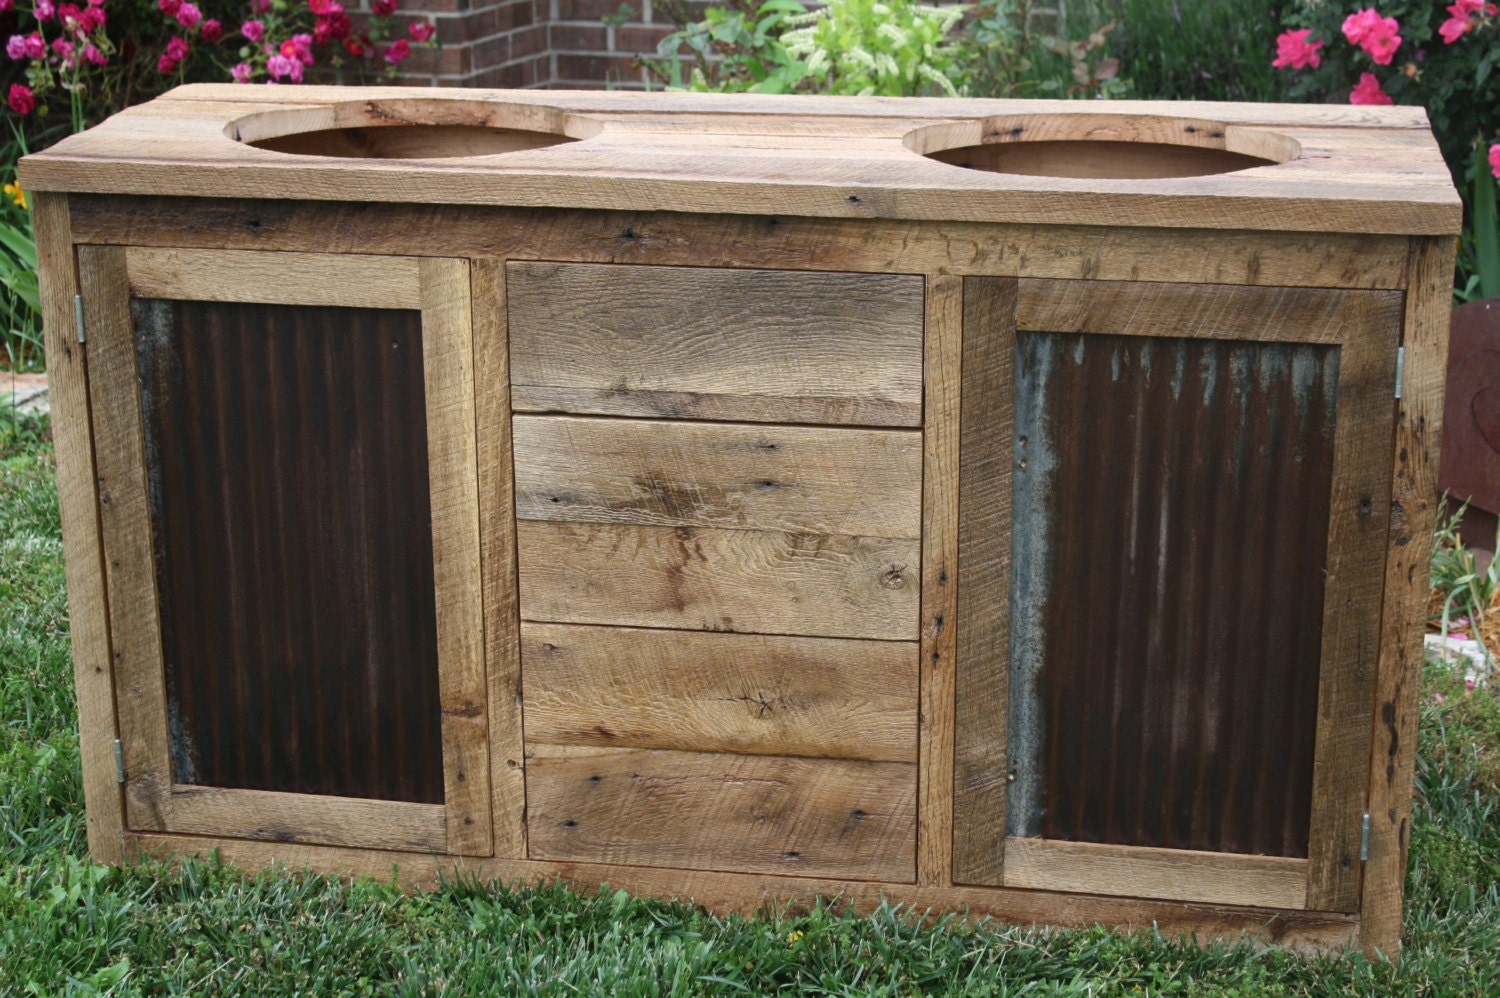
19, 86, 1462, 236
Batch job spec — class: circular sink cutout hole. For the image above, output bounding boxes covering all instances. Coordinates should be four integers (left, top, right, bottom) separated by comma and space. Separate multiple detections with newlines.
232, 99, 599, 160
908, 115, 1298, 180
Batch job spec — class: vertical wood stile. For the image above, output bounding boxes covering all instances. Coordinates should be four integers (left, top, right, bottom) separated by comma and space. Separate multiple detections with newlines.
472, 257, 527, 859
420, 257, 493, 856
35, 199, 127, 860
1305, 291, 1404, 912
1360, 236, 1455, 954
952, 277, 1017, 885
78, 243, 173, 833
919, 274, 963, 886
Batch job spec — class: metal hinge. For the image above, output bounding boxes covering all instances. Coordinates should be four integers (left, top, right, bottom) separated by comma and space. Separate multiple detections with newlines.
1394, 347, 1405, 399
1359, 812, 1372, 861
74, 294, 85, 344
113, 739, 124, 783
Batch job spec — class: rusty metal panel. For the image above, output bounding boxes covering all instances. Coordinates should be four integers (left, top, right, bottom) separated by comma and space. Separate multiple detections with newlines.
1008, 331, 1339, 858
134, 299, 445, 804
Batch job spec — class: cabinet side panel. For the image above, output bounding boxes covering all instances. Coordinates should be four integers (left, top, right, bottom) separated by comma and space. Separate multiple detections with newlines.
37, 199, 126, 861
1360, 236, 1455, 955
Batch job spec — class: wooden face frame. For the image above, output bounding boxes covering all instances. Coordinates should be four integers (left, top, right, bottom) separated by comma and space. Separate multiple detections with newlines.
952, 277, 1406, 914
78, 246, 492, 856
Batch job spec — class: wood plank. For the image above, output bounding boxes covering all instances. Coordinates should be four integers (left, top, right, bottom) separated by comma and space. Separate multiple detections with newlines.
952, 276, 1017, 886
521, 623, 918, 762
1004, 838, 1309, 910
525, 745, 916, 881
129, 832, 1362, 953
34, 197, 126, 863
419, 257, 492, 858
472, 257, 527, 860
1360, 236, 1456, 956
69, 197, 1414, 292
1017, 280, 1405, 344
507, 262, 923, 427
517, 521, 921, 641
513, 415, 922, 539
124, 247, 421, 308
1304, 282, 1404, 912
78, 244, 173, 834
165, 786, 445, 852
919, 274, 961, 887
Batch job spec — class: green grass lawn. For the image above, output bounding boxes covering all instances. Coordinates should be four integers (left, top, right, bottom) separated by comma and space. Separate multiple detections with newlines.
3, 420, 1499, 996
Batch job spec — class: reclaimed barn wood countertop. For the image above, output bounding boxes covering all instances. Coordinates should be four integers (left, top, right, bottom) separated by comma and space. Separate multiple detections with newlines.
21, 85, 1461, 235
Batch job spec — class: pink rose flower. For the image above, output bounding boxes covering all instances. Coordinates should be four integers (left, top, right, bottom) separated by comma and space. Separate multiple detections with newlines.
157, 0, 180, 16
157, 53, 177, 73
6, 35, 29, 60
308, 0, 343, 15
408, 19, 434, 42
266, 52, 303, 82
373, 0, 396, 15
22, 32, 46, 59
1349, 71, 1394, 105
79, 6, 105, 31
1491, 143, 1500, 180
82, 42, 105, 65
230, 61, 252, 82
7, 82, 35, 114
240, 19, 264, 42
385, 37, 409, 63
51, 37, 74, 60
165, 36, 189, 61
344, 35, 366, 56
1272, 28, 1322, 70
280, 33, 314, 65
175, 2, 201, 29
200, 18, 221, 41
1343, 8, 1402, 65
0, 0, 13, 13
34, 0, 53, 20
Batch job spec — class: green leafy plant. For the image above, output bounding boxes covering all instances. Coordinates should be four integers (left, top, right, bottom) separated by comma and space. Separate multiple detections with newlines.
642, 0, 808, 93
779, 0, 969, 97
958, 0, 1036, 97
1431, 498, 1500, 666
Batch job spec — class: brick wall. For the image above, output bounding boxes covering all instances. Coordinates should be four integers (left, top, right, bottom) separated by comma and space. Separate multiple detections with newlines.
374, 0, 681, 90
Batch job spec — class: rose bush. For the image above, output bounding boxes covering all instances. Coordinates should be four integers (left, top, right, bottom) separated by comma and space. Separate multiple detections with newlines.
1, 0, 439, 134
1274, 2, 1499, 298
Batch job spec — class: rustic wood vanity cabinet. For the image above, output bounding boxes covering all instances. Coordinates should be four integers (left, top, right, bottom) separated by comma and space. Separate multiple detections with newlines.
20, 87, 1460, 954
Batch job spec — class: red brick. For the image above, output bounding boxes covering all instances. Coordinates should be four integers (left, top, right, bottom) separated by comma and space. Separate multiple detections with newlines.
615, 23, 675, 53
549, 23, 607, 51
554, 51, 641, 82
471, 35, 511, 67
509, 23, 550, 58
553, 0, 620, 20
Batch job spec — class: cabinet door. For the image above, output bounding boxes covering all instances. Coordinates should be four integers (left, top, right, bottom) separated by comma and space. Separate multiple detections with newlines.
82, 247, 491, 856
953, 278, 1405, 912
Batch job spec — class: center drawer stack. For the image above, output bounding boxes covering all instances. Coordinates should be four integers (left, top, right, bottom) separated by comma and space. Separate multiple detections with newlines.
506, 262, 925, 881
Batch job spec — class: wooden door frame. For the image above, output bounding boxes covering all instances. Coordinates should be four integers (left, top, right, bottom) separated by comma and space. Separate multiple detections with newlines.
80, 245, 492, 856
951, 276, 1405, 912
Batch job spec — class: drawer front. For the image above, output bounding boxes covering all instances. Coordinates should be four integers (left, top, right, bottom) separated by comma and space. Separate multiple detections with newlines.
507, 262, 924, 426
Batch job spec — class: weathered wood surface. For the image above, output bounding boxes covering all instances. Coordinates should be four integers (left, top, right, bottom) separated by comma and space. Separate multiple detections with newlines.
525, 745, 917, 881
1003, 838, 1310, 910
68, 196, 1415, 291
513, 416, 922, 538
34, 194, 127, 863
130, 832, 1364, 953
1305, 296, 1403, 913
918, 275, 962, 887
471, 258, 528, 859
419, 258, 492, 857
952, 276, 1017, 887
20, 87, 1461, 235
124, 247, 421, 308
522, 623, 918, 762
517, 521, 921, 640
508, 262, 923, 427
1016, 280, 1405, 344
79, 244, 173, 834
1360, 236, 1456, 955
165, 785, 446, 852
